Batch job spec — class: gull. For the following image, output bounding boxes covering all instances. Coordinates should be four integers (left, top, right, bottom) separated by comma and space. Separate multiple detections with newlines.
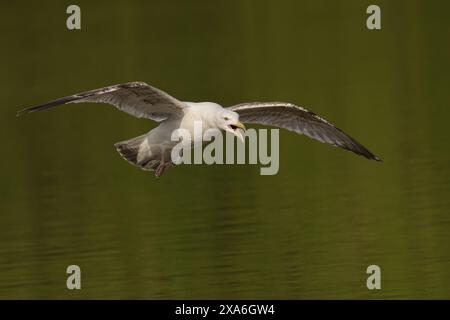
17, 81, 381, 177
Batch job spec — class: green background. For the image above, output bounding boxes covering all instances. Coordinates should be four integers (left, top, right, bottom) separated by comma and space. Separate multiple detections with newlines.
1, 0, 449, 299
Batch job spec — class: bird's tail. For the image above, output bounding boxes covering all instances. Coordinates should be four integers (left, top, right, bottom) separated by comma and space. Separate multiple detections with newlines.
114, 134, 161, 171
114, 134, 147, 166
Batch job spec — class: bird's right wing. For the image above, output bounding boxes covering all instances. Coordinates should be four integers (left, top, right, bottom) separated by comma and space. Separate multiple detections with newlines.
17, 82, 186, 122
228, 102, 381, 161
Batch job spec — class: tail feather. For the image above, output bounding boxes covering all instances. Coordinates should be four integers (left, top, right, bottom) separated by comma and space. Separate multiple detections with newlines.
114, 134, 155, 171
114, 134, 145, 164
114, 134, 171, 173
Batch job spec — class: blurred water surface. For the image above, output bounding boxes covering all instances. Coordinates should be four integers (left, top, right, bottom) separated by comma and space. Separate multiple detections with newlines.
0, 0, 449, 298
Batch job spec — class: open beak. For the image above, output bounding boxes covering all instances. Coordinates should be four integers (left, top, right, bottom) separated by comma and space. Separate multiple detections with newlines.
234, 121, 246, 131
230, 121, 246, 143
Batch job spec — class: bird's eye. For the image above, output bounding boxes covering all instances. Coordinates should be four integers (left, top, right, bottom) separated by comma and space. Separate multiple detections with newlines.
224, 117, 230, 121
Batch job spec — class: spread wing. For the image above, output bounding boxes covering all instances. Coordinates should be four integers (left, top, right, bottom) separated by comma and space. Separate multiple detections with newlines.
228, 102, 381, 161
17, 81, 186, 121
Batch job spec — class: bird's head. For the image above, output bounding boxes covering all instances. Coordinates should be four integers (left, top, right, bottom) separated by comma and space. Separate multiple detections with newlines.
217, 110, 246, 142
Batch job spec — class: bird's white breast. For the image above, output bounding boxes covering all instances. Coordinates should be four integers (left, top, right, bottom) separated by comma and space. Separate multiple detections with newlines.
181, 102, 223, 132
146, 101, 224, 147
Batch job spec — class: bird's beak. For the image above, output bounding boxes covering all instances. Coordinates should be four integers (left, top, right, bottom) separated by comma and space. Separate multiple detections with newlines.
233, 121, 246, 143
235, 121, 246, 131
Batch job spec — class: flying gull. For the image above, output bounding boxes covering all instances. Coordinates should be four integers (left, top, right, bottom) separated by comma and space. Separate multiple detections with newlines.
17, 81, 381, 177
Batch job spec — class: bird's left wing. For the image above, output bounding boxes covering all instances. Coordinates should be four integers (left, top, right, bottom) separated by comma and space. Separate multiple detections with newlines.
228, 102, 381, 161
17, 82, 186, 121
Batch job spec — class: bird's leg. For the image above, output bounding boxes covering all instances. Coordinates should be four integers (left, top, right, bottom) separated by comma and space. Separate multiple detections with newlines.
155, 164, 164, 178
155, 162, 172, 178
154, 150, 172, 178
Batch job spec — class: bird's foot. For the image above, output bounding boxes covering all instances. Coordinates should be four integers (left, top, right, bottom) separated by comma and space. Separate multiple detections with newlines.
155, 162, 172, 178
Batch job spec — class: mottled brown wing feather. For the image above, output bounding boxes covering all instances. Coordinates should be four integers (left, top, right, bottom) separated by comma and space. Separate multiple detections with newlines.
228, 102, 381, 161
17, 82, 186, 121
